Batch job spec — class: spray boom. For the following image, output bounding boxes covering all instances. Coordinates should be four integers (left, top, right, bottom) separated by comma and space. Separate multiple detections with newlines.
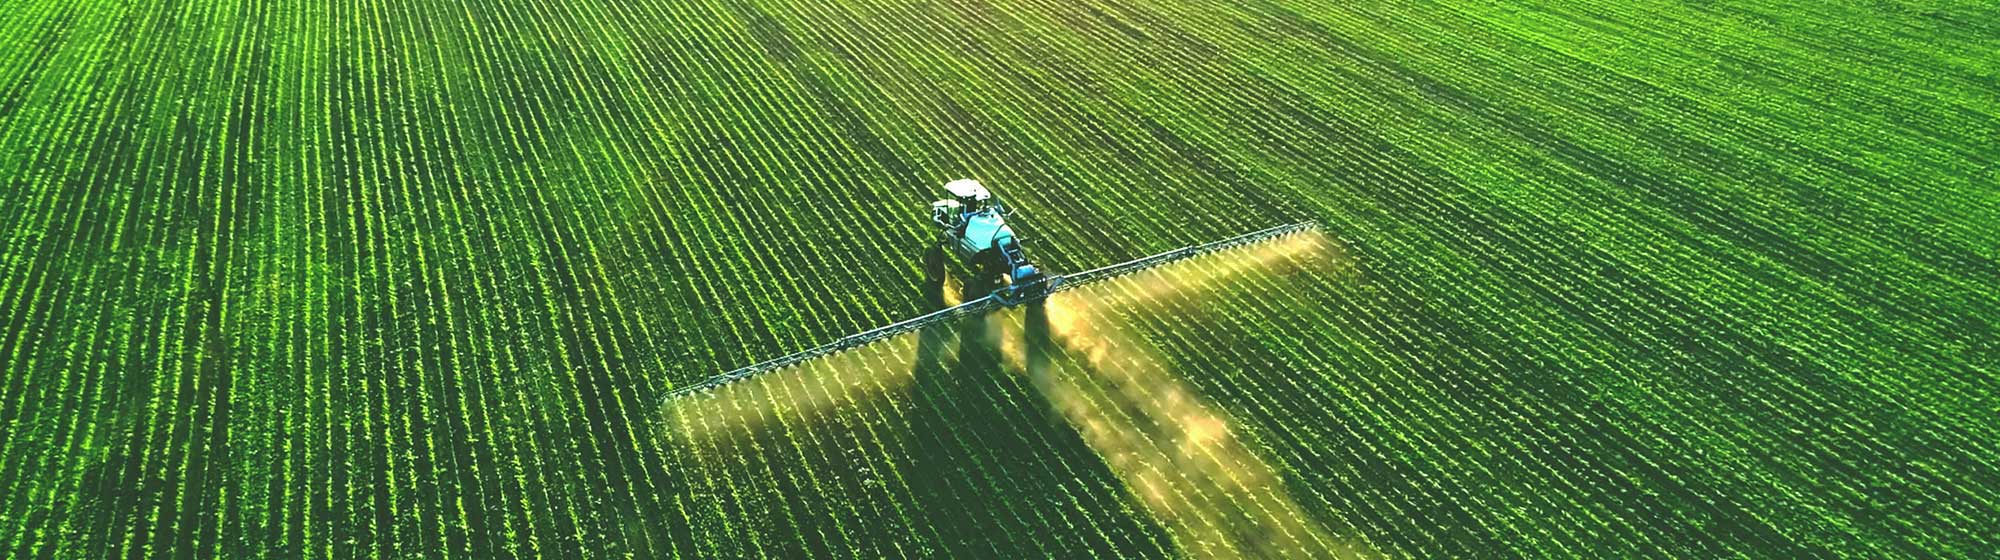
664, 221, 1321, 400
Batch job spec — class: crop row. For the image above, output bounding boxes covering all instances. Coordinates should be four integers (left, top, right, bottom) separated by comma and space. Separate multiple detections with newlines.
1, 0, 1992, 556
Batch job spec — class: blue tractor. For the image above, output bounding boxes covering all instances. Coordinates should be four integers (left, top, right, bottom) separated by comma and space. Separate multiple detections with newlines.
927, 179, 1058, 306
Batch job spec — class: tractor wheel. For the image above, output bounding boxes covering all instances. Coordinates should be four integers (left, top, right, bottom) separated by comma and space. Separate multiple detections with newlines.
923, 243, 946, 286
963, 261, 999, 302
974, 250, 1008, 290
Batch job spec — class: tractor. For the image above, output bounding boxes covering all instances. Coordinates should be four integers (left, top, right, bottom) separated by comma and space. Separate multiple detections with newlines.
926, 179, 1057, 306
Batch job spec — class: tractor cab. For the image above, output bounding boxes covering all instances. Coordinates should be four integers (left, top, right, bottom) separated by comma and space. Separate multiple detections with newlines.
930, 178, 995, 231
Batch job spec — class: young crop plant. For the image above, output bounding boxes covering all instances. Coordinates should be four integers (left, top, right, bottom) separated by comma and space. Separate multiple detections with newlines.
0, 0, 1992, 557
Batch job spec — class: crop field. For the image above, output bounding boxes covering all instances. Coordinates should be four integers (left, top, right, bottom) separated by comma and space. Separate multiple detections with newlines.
2, 0, 1996, 557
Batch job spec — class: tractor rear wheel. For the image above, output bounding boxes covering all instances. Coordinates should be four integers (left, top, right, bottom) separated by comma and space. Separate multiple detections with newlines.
962, 260, 999, 302
974, 250, 1009, 291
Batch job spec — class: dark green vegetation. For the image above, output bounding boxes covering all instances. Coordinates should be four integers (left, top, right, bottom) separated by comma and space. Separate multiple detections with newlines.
2, 0, 1996, 556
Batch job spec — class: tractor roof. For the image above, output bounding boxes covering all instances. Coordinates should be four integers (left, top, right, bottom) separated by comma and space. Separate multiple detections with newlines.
944, 179, 991, 201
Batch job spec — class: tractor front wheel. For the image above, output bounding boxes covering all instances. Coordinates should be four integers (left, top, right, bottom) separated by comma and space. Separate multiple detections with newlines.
923, 243, 947, 286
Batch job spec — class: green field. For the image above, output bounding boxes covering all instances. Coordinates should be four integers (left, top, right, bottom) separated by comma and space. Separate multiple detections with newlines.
2, 0, 1996, 556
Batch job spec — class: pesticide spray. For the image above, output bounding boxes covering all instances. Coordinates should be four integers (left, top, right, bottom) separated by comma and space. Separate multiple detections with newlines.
991, 228, 1367, 558
661, 223, 1372, 557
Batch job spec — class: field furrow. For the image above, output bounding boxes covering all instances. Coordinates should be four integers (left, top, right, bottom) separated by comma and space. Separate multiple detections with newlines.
1, 0, 1992, 556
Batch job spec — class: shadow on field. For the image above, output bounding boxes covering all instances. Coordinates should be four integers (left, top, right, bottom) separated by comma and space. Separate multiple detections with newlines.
656, 229, 1362, 557
656, 252, 1167, 556
890, 264, 1176, 556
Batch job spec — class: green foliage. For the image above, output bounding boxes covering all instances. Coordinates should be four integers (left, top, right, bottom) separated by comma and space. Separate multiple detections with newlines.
0, 0, 1992, 556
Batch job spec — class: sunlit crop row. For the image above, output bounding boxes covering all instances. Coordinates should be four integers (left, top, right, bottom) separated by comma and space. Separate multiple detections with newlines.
0, 0, 1991, 556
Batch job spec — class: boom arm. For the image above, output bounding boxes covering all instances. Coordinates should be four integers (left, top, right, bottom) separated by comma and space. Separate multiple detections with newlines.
664, 221, 1322, 400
